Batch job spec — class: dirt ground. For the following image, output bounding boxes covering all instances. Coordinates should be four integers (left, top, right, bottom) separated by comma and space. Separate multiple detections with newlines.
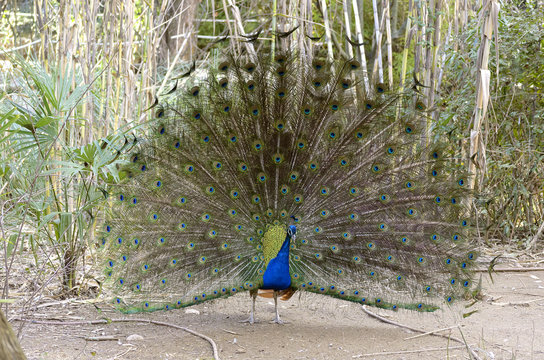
9, 267, 542, 360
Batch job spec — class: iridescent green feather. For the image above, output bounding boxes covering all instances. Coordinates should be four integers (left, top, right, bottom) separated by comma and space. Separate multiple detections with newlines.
99, 51, 477, 313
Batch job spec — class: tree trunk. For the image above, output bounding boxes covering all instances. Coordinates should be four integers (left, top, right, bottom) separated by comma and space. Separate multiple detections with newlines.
0, 309, 26, 360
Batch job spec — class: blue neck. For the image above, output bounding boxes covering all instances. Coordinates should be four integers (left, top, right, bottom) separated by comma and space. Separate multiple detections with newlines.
261, 234, 292, 290
277, 234, 291, 258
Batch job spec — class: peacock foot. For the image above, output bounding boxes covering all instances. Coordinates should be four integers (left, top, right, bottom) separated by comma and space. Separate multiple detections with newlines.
271, 317, 285, 325
240, 316, 256, 325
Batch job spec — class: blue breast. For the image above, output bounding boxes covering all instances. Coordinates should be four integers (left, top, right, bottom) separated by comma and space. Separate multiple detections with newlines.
262, 237, 291, 290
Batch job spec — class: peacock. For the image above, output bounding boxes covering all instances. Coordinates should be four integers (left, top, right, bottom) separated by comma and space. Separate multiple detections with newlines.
99, 50, 477, 324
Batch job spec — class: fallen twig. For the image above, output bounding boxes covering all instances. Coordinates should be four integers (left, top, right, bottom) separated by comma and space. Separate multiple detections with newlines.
81, 335, 119, 341
491, 298, 544, 307
404, 325, 459, 340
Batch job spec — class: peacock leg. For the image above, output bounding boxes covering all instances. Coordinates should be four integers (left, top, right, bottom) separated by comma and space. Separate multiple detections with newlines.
240, 289, 258, 324
272, 290, 284, 324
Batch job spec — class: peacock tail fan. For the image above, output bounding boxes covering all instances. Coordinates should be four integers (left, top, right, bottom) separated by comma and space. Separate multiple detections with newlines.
99, 52, 476, 314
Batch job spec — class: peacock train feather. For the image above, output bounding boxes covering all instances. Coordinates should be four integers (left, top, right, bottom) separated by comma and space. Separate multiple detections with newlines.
100, 51, 477, 320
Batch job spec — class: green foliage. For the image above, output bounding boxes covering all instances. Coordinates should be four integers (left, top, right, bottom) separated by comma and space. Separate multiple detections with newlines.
440, 4, 544, 245
481, 5, 544, 245
0, 56, 129, 293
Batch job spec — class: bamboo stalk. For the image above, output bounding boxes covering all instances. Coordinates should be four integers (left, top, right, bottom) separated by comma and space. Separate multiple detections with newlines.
394, 0, 413, 122
144, 1, 158, 122
298, 0, 306, 56
102, 0, 113, 134
220, 0, 237, 53
399, 0, 413, 89
226, 0, 256, 57
383, 0, 393, 88
371, 0, 383, 84
391, 0, 398, 34
413, 0, 424, 80
320, 0, 334, 62
283, 0, 298, 52
427, 0, 442, 116
123, 0, 135, 128
423, 0, 434, 106
75, 0, 86, 145
454, 0, 459, 49
113, 0, 124, 130
304, 0, 314, 57
352, 0, 370, 93
468, 0, 500, 190
462, 0, 468, 30
435, 23, 452, 120
82, 0, 99, 143
271, 0, 277, 59
343, 0, 354, 58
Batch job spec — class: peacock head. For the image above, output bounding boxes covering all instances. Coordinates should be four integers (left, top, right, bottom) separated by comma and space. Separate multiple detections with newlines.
287, 225, 297, 242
